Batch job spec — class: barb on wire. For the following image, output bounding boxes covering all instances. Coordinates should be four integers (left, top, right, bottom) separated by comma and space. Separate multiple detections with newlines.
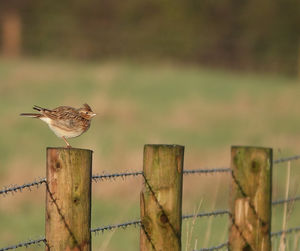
92, 171, 143, 182
92, 167, 233, 182
0, 178, 46, 196
182, 209, 230, 220
194, 241, 228, 251
272, 195, 300, 206
92, 210, 230, 235
0, 237, 46, 251
271, 226, 300, 238
91, 219, 141, 234
273, 155, 300, 165
183, 168, 231, 175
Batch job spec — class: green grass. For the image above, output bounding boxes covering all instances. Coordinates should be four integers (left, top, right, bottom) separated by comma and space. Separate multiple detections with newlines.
0, 58, 300, 250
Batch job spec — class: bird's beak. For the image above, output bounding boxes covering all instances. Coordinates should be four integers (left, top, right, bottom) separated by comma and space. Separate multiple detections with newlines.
91, 113, 96, 117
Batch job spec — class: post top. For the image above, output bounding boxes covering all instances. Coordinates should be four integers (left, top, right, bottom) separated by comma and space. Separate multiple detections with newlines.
231, 145, 272, 151
144, 144, 184, 148
47, 147, 93, 153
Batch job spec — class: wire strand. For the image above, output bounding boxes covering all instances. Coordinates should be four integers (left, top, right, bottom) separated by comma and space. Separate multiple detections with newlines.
91, 220, 141, 234
271, 226, 300, 238
194, 242, 228, 251
0, 237, 46, 251
183, 168, 231, 175
272, 195, 300, 206
182, 210, 230, 220
92, 171, 143, 182
273, 155, 300, 164
0, 178, 46, 196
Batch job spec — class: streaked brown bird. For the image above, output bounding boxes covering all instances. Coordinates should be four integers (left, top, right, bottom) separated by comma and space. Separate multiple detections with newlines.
20, 104, 96, 147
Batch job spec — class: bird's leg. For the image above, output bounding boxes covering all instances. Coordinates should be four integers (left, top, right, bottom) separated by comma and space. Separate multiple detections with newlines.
62, 136, 72, 148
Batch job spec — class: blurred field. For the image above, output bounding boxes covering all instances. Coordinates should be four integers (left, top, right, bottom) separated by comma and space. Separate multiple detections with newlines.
0, 58, 300, 250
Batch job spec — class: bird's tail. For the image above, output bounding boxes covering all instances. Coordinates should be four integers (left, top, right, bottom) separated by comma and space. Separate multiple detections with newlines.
20, 113, 41, 118
20, 105, 50, 117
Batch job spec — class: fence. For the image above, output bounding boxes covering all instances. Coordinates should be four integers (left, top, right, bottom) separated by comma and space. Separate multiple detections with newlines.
1, 145, 300, 250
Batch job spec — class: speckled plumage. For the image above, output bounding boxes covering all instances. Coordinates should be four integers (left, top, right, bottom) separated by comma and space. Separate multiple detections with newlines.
20, 104, 96, 147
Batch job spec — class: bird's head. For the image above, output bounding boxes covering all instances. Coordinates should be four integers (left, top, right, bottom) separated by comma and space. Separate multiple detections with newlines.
78, 103, 96, 120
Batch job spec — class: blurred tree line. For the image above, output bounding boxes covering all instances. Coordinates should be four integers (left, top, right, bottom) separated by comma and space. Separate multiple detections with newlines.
1, 0, 300, 75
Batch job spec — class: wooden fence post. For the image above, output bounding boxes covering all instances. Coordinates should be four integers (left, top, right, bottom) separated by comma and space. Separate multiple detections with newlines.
46, 147, 92, 251
1, 9, 22, 57
229, 146, 272, 251
140, 144, 184, 251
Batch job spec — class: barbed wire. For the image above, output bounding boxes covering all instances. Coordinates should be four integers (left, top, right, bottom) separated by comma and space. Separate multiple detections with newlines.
192, 225, 300, 251
183, 168, 231, 175
273, 155, 300, 165
0, 153, 299, 251
1, 154, 300, 197
0, 178, 46, 196
2, 217, 300, 250
182, 154, 300, 177
91, 209, 230, 235
194, 242, 228, 251
91, 220, 141, 234
92, 171, 143, 182
0, 237, 46, 251
271, 226, 300, 238
272, 195, 300, 206
182, 210, 230, 220
91, 167, 232, 181
193, 226, 300, 251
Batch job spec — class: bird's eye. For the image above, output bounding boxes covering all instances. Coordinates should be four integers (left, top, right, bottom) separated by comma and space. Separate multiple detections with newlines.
85, 112, 88, 114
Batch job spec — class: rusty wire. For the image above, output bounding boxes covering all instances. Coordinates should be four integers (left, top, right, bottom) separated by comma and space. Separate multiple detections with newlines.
1, 213, 300, 250
1, 154, 300, 250
271, 226, 300, 238
194, 242, 228, 251
273, 155, 300, 164
183, 168, 231, 175
2, 223, 300, 251
272, 195, 300, 206
0, 178, 46, 196
183, 209, 230, 220
0, 237, 46, 251
92, 171, 143, 182
1, 153, 300, 196
91, 220, 141, 234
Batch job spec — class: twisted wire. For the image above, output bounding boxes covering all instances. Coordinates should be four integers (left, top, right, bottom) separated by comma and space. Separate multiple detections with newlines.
91, 210, 230, 235
194, 242, 228, 251
91, 220, 141, 234
273, 155, 300, 164
183, 168, 231, 175
3, 224, 299, 251
271, 226, 300, 238
1, 154, 300, 196
272, 195, 300, 206
182, 210, 230, 220
92, 171, 143, 182
0, 178, 46, 196
1, 154, 300, 251
0, 237, 46, 251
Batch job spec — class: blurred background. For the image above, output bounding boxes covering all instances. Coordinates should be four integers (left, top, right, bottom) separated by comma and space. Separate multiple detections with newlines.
1, 0, 300, 250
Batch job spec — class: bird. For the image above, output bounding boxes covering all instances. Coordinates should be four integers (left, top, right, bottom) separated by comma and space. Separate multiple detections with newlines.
20, 104, 96, 147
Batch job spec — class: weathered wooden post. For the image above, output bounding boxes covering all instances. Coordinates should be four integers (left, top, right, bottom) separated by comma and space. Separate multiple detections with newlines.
298, 40, 300, 80
229, 146, 272, 251
46, 147, 92, 251
140, 144, 184, 251
1, 9, 22, 57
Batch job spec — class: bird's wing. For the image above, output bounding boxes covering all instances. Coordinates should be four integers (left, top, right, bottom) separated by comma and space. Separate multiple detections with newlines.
44, 106, 83, 129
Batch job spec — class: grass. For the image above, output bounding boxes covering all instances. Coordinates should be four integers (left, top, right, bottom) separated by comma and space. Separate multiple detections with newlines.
0, 58, 300, 250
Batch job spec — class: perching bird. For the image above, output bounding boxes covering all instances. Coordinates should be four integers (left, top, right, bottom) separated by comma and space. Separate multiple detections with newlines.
20, 104, 96, 147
